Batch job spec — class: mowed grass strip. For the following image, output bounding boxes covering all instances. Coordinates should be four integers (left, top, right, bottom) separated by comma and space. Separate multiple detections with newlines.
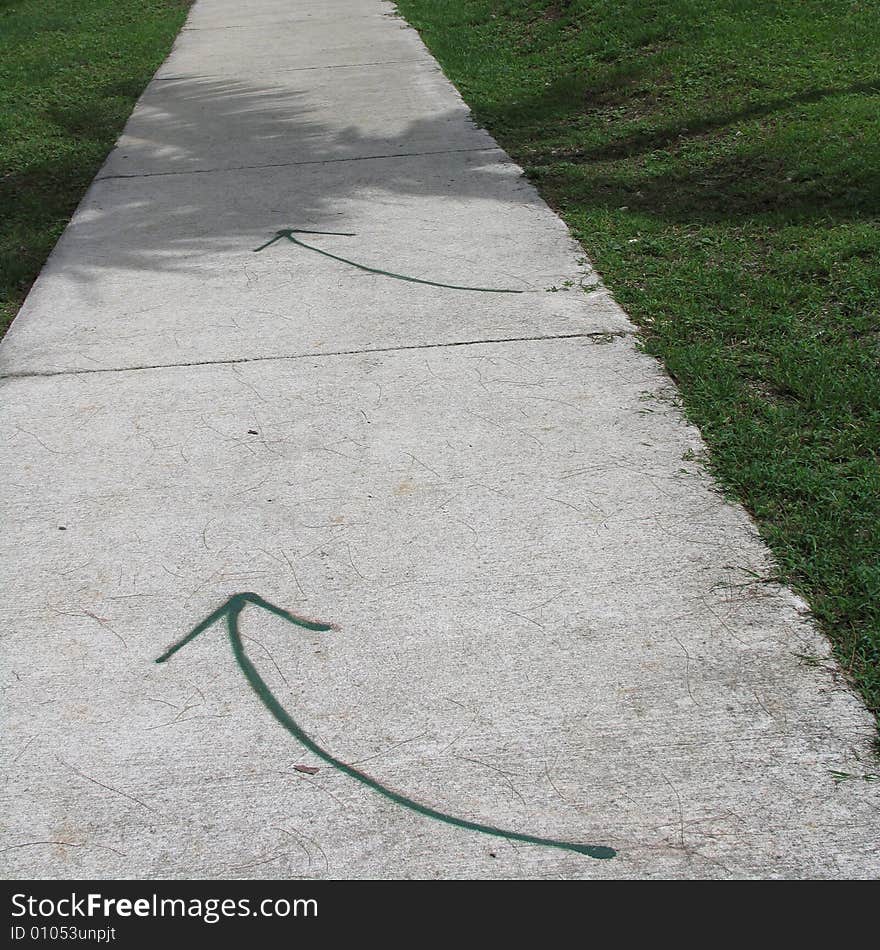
0, 0, 191, 335
395, 0, 880, 727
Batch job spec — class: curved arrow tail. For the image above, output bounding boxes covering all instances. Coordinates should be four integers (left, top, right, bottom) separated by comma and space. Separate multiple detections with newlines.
158, 594, 616, 860
254, 229, 524, 294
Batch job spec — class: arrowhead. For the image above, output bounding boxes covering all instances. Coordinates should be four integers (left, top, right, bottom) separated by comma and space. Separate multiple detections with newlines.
253, 227, 357, 252
252, 230, 294, 252
155, 591, 335, 664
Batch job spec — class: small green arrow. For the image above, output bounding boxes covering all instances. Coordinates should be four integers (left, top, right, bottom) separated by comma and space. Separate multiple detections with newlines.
253, 228, 524, 293
156, 592, 616, 860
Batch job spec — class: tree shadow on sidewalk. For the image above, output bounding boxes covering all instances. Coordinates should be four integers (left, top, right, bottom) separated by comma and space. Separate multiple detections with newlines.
10, 72, 531, 290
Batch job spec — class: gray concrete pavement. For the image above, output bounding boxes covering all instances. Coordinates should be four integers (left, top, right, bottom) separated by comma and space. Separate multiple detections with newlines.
0, 154, 624, 375
2, 0, 878, 879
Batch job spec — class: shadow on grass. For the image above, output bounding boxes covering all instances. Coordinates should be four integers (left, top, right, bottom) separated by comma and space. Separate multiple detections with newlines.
528, 80, 880, 162
484, 73, 880, 224
1, 77, 175, 328
6, 61, 878, 316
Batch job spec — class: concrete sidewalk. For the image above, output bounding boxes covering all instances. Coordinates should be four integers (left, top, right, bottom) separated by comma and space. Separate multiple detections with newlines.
1, 0, 877, 879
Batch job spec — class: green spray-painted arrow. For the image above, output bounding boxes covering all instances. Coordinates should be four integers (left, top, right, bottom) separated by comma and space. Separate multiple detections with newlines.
156, 592, 616, 860
253, 228, 524, 294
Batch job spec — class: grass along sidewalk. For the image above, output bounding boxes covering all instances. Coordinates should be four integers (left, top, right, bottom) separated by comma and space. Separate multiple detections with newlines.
394, 0, 880, 730
0, 0, 191, 336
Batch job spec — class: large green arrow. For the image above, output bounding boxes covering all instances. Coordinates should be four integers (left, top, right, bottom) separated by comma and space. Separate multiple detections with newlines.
253, 228, 524, 294
156, 592, 616, 860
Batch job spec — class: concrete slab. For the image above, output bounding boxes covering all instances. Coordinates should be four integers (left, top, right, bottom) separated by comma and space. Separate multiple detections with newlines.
2, 342, 878, 879
101, 63, 495, 177
2, 0, 878, 880
0, 151, 623, 375
157, 10, 424, 79
185, 0, 397, 31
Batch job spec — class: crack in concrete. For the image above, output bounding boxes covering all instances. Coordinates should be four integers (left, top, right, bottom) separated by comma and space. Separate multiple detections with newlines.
152, 59, 427, 82
0, 331, 633, 382
94, 145, 503, 182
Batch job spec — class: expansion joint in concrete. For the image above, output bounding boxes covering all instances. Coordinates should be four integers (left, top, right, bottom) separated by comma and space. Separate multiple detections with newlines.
0, 331, 634, 382
94, 146, 504, 182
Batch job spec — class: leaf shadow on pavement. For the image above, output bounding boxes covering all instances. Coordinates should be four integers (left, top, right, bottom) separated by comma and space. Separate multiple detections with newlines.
21, 74, 535, 287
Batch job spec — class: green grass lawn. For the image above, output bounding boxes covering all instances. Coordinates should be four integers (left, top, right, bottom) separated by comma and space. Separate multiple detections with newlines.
395, 0, 880, 727
0, 0, 191, 334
